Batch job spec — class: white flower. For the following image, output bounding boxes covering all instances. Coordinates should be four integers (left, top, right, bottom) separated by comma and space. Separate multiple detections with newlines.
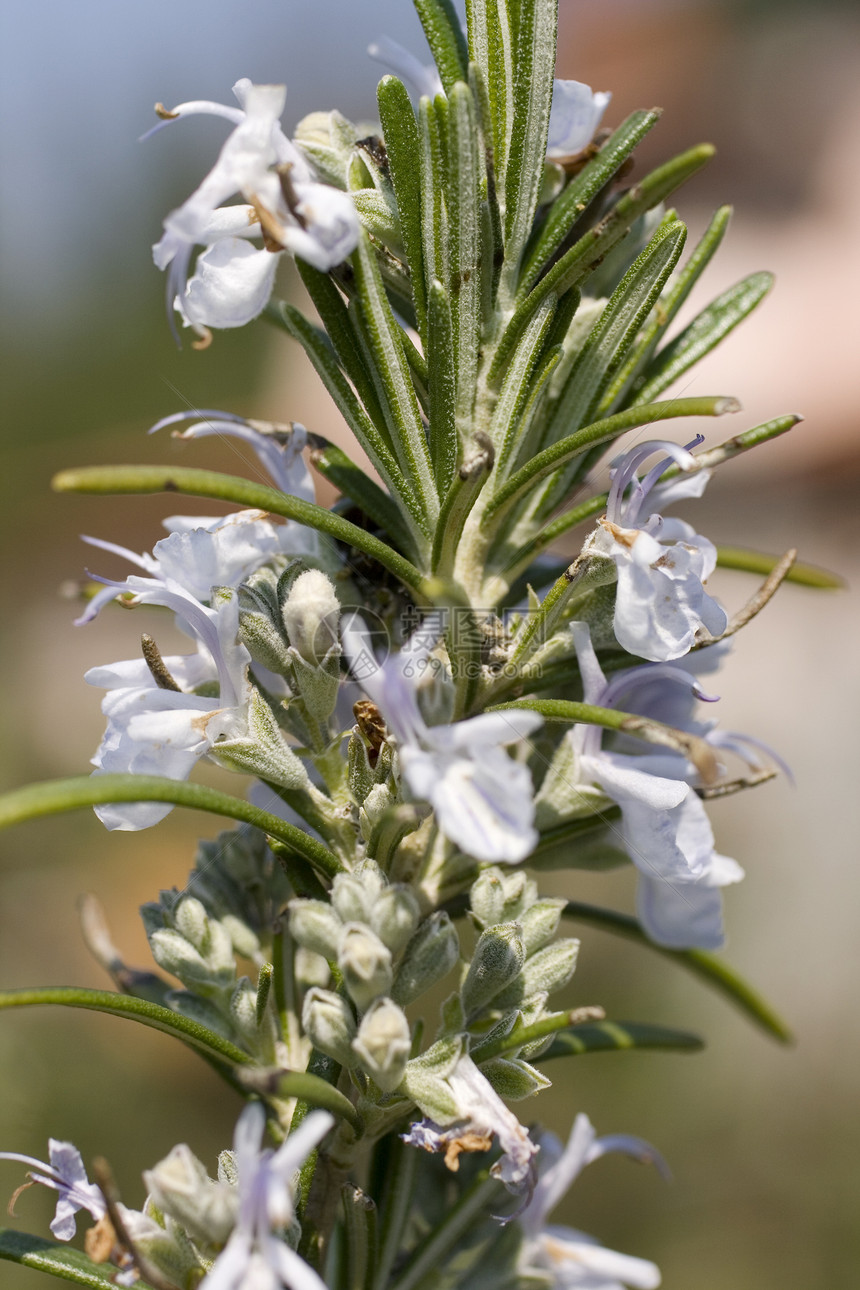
403, 1054, 539, 1196
548, 80, 612, 158
149, 409, 315, 504
0, 1140, 105, 1240
83, 576, 250, 830
585, 438, 727, 661
520, 1114, 663, 1288
150, 79, 359, 340
568, 623, 743, 950
200, 1103, 332, 1290
342, 614, 542, 862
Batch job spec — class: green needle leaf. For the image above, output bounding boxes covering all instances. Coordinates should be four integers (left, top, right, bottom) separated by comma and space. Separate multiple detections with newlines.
0, 987, 251, 1067
562, 901, 793, 1042
499, 143, 715, 365
519, 108, 663, 295
378, 76, 428, 337
0, 1229, 156, 1289
0, 775, 343, 877
716, 546, 844, 589
539, 1020, 704, 1059
52, 464, 429, 598
489, 699, 720, 781
413, 0, 470, 93
632, 270, 774, 406
486, 395, 738, 520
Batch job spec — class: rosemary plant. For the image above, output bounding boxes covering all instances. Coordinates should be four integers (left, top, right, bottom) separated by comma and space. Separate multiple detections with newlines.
0, 1, 838, 1287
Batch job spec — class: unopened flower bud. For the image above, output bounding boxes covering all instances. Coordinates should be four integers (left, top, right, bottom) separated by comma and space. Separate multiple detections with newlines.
172, 897, 210, 954
371, 886, 420, 955
469, 869, 506, 927
149, 929, 217, 988
282, 570, 341, 665
331, 874, 370, 925
302, 986, 358, 1066
517, 898, 567, 954
288, 899, 342, 959
392, 912, 459, 1005
122, 1208, 203, 1288
461, 922, 526, 1018
494, 939, 580, 1008
338, 924, 393, 1011
352, 998, 411, 1092
229, 978, 260, 1042
144, 1145, 236, 1246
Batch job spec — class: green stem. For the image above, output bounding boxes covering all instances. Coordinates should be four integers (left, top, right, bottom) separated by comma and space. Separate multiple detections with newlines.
371, 1136, 417, 1290
388, 1172, 500, 1290
0, 987, 250, 1067
0, 775, 343, 877
52, 465, 430, 599
562, 901, 792, 1042
485, 396, 738, 520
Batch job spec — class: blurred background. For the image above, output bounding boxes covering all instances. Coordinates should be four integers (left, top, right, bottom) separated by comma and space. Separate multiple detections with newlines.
1, 0, 858, 1285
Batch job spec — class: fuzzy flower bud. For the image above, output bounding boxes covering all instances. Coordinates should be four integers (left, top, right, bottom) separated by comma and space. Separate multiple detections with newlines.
143, 1145, 236, 1247
338, 924, 393, 1011
371, 886, 421, 956
282, 570, 341, 665
392, 913, 459, 1005
302, 987, 358, 1067
352, 998, 411, 1092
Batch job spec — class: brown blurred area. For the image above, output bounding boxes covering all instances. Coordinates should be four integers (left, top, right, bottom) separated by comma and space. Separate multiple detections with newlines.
1, 1, 858, 1286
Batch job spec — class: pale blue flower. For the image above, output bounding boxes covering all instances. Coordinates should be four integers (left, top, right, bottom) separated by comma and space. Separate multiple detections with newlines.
342, 614, 542, 862
548, 80, 612, 157
520, 1113, 664, 1288
568, 623, 744, 950
201, 1103, 332, 1290
0, 1140, 105, 1240
150, 79, 359, 341
586, 438, 727, 661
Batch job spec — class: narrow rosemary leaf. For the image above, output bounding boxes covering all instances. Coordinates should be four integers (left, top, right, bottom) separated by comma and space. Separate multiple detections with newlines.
352, 232, 438, 519
468, 61, 505, 310
307, 441, 420, 559
540, 1020, 704, 1058
519, 108, 662, 294
494, 292, 557, 473
489, 699, 718, 776
0, 1229, 152, 1289
269, 302, 421, 519
506, 341, 563, 471
431, 455, 493, 575
378, 76, 428, 339
400, 324, 430, 411
466, 0, 515, 186
419, 98, 448, 314
562, 901, 793, 1042
447, 82, 483, 435
499, 490, 609, 582
504, 0, 559, 265
598, 204, 733, 413
541, 220, 688, 447
428, 279, 459, 494
296, 261, 389, 433
632, 270, 774, 405
413, 0, 470, 91
0, 986, 251, 1067
486, 394, 737, 520
716, 546, 844, 589
53, 464, 430, 597
496, 143, 715, 371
